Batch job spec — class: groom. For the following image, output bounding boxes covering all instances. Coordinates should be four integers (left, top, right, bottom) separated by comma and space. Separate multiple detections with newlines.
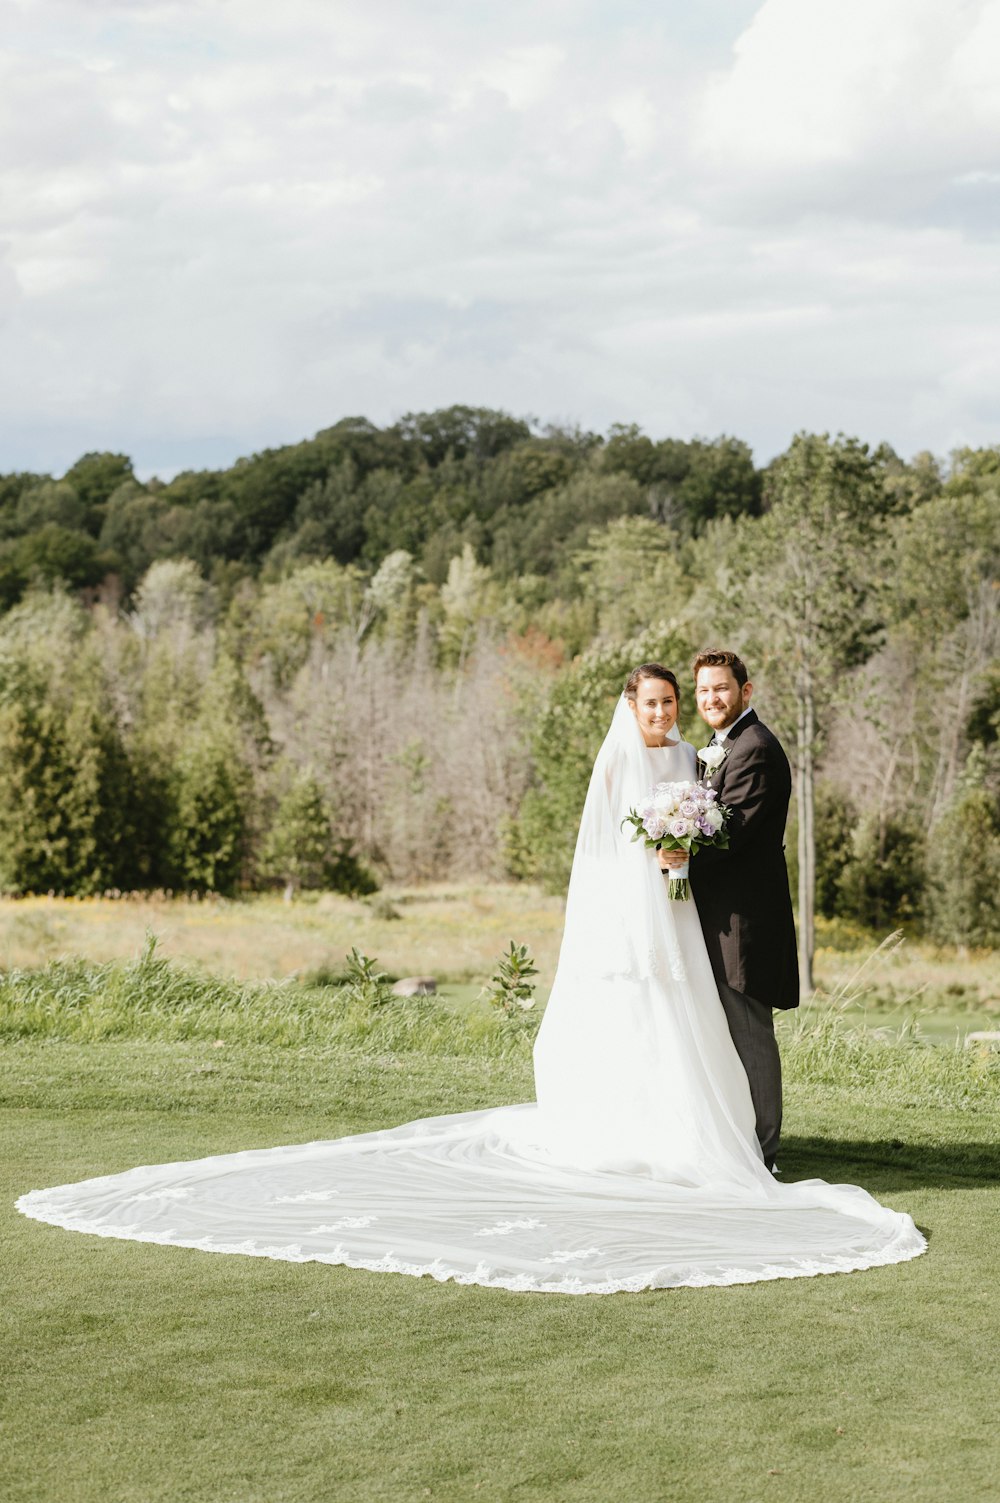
663, 649, 799, 1170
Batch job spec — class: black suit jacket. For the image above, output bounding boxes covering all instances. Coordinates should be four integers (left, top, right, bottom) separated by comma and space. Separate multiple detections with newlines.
689, 709, 800, 1010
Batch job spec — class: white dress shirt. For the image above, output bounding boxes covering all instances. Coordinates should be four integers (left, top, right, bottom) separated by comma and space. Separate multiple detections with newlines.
715, 705, 754, 743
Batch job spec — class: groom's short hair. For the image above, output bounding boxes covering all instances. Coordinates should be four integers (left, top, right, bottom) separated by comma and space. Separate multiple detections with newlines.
692, 650, 749, 687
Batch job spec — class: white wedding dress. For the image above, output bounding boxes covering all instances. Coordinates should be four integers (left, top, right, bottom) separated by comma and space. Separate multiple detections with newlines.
17, 701, 926, 1293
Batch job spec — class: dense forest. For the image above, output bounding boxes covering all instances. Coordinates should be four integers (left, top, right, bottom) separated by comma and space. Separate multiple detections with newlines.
0, 407, 998, 969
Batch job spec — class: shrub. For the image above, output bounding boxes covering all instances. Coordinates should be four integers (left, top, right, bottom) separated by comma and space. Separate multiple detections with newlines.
924, 782, 1000, 948
836, 813, 926, 930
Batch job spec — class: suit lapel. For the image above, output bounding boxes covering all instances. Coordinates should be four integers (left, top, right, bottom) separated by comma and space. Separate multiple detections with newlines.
723, 708, 758, 746
706, 708, 758, 789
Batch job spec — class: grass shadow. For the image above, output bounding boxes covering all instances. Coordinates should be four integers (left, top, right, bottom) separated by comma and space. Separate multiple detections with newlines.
780, 1133, 999, 1192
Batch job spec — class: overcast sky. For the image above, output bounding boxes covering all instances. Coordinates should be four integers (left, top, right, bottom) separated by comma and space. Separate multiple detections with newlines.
3, 0, 999, 479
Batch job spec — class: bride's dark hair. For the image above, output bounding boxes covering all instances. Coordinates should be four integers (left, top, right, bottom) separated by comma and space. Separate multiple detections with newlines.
623, 663, 680, 701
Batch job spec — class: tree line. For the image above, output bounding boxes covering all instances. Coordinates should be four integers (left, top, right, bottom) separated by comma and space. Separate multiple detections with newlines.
0, 408, 760, 616
0, 411, 997, 976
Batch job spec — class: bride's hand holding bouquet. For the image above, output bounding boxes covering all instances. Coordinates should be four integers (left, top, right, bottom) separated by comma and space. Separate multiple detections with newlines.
622, 781, 730, 899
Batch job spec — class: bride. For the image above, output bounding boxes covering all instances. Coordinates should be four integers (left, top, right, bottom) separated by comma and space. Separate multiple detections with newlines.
17, 666, 926, 1292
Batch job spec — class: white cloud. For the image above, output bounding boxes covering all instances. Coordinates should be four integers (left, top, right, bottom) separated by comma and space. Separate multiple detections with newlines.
696, 0, 1000, 204
0, 0, 998, 477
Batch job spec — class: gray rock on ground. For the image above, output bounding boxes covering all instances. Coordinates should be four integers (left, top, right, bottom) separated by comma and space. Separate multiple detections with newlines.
392, 976, 438, 996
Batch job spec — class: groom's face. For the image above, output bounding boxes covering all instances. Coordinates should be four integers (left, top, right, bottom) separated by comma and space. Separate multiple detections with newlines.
695, 666, 752, 731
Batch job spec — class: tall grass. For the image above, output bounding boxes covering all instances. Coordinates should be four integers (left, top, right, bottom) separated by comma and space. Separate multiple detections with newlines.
783, 931, 999, 1107
0, 939, 525, 1057
1, 937, 997, 1105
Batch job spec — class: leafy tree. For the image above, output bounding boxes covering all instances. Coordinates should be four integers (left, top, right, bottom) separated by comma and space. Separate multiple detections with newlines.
366, 549, 420, 641
836, 814, 926, 930
892, 487, 1000, 632
889, 482, 1000, 824
967, 662, 1000, 747
158, 469, 224, 509
0, 472, 48, 535
163, 654, 266, 894
732, 433, 889, 988
874, 445, 942, 513
359, 469, 431, 564
667, 437, 762, 531
439, 545, 498, 664
420, 517, 484, 588
12, 481, 88, 537
286, 458, 365, 564
231, 559, 371, 684
132, 558, 215, 640
62, 452, 135, 532
392, 406, 531, 469
99, 488, 174, 586
603, 430, 761, 533
12, 523, 105, 591
63, 451, 134, 506
572, 515, 679, 644
946, 443, 1000, 494
788, 783, 856, 920
602, 424, 662, 486
489, 468, 645, 579
0, 547, 26, 611
312, 416, 405, 478
219, 440, 336, 562
171, 497, 243, 574
477, 442, 574, 516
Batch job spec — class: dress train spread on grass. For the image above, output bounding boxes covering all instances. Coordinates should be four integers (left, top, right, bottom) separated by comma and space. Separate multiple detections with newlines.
17, 702, 926, 1293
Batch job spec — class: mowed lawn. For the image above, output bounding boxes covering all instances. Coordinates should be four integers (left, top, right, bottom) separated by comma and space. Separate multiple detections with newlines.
4, 1036, 998, 1503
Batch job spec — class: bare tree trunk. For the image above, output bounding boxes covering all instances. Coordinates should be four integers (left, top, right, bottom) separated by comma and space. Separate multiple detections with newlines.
796, 686, 815, 994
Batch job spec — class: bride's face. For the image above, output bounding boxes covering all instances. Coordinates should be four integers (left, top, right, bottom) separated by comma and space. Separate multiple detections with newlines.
628, 678, 678, 746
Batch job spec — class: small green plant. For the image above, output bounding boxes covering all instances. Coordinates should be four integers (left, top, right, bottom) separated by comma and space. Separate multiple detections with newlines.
481, 940, 539, 1027
342, 947, 393, 1009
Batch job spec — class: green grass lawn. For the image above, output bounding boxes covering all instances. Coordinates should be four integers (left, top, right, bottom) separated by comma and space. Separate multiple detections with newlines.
4, 1030, 999, 1503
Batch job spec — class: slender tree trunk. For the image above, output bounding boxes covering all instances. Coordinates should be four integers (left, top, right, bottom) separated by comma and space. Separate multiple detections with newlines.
796, 686, 815, 994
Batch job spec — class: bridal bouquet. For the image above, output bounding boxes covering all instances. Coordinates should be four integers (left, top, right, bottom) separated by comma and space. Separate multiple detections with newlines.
622, 781, 730, 899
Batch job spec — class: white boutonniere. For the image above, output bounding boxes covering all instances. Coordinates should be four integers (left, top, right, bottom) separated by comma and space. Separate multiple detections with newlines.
697, 742, 728, 777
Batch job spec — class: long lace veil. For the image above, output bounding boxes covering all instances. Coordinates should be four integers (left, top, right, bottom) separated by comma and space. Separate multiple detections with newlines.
552, 692, 684, 985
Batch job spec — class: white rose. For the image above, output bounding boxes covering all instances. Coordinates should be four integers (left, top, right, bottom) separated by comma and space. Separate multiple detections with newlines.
698, 744, 726, 773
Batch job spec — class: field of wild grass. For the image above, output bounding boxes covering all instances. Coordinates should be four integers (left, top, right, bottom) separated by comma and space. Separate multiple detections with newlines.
0, 887, 996, 1041
0, 886, 564, 987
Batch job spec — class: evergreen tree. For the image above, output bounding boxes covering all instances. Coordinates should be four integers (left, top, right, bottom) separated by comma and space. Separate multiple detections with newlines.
259, 772, 375, 898
925, 756, 1000, 948
168, 722, 252, 895
0, 668, 134, 894
164, 653, 268, 895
